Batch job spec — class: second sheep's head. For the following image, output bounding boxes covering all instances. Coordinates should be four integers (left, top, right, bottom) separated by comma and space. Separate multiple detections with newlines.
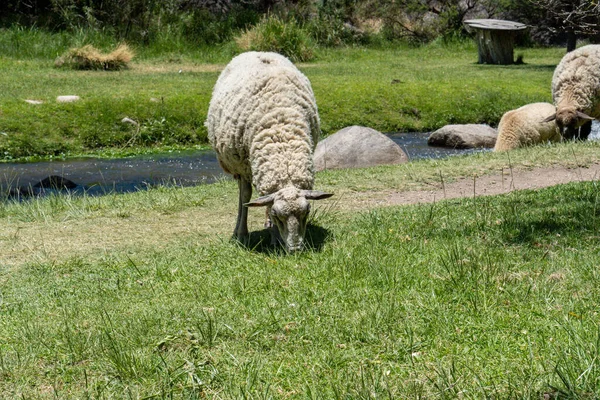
543, 106, 594, 139
246, 186, 333, 252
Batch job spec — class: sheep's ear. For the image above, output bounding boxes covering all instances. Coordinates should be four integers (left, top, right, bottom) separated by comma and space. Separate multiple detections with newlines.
245, 194, 274, 207
576, 111, 594, 121
302, 190, 334, 200
542, 113, 556, 122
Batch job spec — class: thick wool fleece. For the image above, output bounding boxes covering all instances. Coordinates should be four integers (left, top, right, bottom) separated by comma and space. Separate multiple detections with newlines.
206, 51, 320, 195
494, 102, 561, 151
552, 45, 600, 118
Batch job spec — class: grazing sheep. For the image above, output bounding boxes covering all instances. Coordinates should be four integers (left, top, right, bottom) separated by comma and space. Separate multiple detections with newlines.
494, 102, 561, 151
544, 44, 600, 140
206, 51, 333, 252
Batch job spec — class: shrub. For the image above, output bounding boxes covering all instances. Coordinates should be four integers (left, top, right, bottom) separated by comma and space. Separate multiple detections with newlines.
181, 7, 259, 45
55, 43, 134, 70
305, 13, 369, 47
235, 15, 315, 62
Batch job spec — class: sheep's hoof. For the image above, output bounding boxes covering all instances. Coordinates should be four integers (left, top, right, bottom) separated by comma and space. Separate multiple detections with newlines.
232, 230, 250, 245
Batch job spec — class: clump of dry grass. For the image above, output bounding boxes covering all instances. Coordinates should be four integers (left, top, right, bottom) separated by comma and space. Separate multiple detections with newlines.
55, 44, 134, 70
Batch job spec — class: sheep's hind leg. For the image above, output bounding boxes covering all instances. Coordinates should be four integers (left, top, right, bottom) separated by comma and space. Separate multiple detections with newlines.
233, 177, 252, 241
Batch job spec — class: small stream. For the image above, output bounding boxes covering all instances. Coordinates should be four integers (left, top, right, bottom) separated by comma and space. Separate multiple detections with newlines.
2, 126, 598, 197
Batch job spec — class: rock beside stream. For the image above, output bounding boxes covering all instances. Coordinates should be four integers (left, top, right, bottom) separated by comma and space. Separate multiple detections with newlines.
8, 175, 79, 198
314, 125, 408, 171
428, 124, 497, 149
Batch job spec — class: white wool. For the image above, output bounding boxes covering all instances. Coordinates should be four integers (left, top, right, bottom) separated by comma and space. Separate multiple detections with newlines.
494, 102, 561, 151
551, 45, 600, 120
205, 52, 328, 252
206, 51, 319, 195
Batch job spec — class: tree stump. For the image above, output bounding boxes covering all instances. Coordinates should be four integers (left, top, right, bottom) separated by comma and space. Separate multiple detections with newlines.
464, 19, 528, 65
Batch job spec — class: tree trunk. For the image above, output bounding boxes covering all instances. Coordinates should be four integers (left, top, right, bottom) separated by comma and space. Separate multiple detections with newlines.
474, 29, 516, 64
566, 29, 577, 52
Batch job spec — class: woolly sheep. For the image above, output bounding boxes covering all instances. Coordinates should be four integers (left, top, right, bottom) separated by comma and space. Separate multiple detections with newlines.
205, 51, 333, 252
544, 44, 600, 140
494, 102, 561, 151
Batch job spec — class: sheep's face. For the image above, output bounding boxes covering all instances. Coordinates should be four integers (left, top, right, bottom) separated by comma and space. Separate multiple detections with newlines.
269, 188, 311, 252
555, 107, 594, 139
556, 107, 579, 138
246, 186, 333, 252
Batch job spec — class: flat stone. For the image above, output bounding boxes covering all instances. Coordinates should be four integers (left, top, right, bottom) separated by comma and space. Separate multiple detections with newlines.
24, 99, 44, 105
56, 95, 81, 103
314, 126, 408, 171
428, 124, 497, 149
121, 117, 139, 125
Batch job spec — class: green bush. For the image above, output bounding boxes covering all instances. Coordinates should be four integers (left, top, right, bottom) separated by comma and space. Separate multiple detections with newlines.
305, 13, 369, 47
235, 15, 315, 62
181, 7, 259, 45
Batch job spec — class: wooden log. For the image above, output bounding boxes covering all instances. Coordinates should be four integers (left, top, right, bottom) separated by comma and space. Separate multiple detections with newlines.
475, 29, 516, 64
464, 19, 528, 65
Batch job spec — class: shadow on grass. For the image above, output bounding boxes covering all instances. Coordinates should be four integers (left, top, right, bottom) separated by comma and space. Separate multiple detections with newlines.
238, 223, 332, 255
472, 63, 557, 71
498, 63, 557, 71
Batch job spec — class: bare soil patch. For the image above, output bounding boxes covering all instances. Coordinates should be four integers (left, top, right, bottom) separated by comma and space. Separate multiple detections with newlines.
363, 162, 600, 208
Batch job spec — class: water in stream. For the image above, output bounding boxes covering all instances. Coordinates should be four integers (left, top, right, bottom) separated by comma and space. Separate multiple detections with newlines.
2, 125, 598, 197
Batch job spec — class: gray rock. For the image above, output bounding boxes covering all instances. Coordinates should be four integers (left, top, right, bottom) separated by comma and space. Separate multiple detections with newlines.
121, 117, 139, 126
314, 126, 408, 171
56, 95, 81, 103
24, 99, 44, 105
33, 175, 78, 190
428, 124, 497, 149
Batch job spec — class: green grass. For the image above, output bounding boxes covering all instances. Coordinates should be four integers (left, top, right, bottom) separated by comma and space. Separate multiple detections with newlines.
1, 178, 600, 397
1, 144, 600, 397
1, 27, 598, 398
0, 27, 565, 160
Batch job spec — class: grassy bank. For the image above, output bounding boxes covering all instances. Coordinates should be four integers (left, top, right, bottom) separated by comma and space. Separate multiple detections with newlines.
1, 143, 600, 397
0, 27, 566, 159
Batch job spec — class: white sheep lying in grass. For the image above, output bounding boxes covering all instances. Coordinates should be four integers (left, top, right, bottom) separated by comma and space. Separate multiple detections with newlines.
544, 44, 600, 140
494, 102, 561, 151
206, 51, 333, 252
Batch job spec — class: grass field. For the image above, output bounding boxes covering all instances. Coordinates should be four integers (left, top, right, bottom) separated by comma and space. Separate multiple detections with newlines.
2, 141, 600, 398
2, 27, 600, 398
0, 27, 566, 160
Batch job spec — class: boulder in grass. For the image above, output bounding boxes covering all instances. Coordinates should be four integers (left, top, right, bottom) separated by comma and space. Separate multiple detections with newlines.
428, 124, 497, 149
314, 125, 408, 171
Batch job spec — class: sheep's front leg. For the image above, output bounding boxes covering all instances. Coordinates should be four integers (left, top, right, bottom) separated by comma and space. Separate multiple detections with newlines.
234, 177, 252, 240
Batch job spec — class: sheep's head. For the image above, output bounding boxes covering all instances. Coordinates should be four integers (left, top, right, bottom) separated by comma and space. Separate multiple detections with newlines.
245, 186, 333, 252
543, 106, 594, 139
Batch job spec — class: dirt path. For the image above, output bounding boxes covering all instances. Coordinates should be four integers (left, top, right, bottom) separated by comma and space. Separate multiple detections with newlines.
2, 163, 600, 268
350, 163, 600, 208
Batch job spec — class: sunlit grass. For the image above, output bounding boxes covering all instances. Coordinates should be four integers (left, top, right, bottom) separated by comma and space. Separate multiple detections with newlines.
0, 27, 566, 160
1, 172, 600, 397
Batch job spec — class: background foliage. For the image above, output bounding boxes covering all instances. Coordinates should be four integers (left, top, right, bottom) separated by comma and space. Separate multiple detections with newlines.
1, 0, 599, 49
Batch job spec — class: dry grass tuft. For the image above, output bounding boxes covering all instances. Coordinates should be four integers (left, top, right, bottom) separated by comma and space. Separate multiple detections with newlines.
234, 29, 257, 52
55, 43, 134, 70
